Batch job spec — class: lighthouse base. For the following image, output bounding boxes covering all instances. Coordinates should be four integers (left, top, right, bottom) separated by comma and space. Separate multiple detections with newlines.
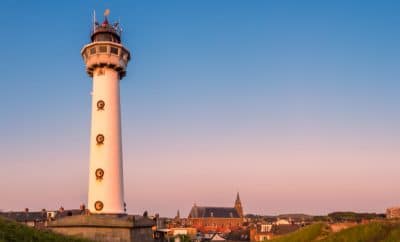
47, 214, 154, 242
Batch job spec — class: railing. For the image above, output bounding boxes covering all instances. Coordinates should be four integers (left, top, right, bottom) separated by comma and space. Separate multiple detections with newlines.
91, 23, 122, 37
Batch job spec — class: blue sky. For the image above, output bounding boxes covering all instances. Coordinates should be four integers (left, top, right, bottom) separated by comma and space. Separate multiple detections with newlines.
0, 1, 400, 217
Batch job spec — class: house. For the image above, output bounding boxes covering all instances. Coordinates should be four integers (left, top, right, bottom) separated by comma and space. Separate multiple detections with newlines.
249, 223, 301, 241
203, 233, 226, 241
387, 207, 400, 219
249, 224, 273, 241
0, 205, 87, 229
0, 208, 47, 228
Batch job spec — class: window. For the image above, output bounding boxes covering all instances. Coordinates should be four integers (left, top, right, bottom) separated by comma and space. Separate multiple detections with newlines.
110, 47, 119, 55
89, 47, 96, 55
95, 33, 112, 42
95, 168, 104, 180
96, 134, 105, 144
99, 45, 107, 53
97, 100, 105, 110
94, 201, 104, 211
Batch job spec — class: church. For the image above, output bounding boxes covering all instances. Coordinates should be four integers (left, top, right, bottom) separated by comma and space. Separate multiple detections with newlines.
188, 193, 244, 233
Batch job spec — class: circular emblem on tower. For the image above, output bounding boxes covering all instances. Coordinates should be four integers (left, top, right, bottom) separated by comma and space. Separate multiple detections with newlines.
97, 100, 105, 110
96, 134, 105, 144
94, 201, 104, 211
95, 168, 104, 179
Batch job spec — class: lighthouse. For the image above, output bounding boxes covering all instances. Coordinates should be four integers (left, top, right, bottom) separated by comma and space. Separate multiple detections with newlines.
48, 11, 154, 241
81, 10, 131, 214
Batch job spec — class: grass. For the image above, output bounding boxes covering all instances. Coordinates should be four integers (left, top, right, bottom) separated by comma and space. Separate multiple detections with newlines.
270, 220, 400, 242
0, 216, 92, 242
323, 221, 400, 242
269, 223, 327, 242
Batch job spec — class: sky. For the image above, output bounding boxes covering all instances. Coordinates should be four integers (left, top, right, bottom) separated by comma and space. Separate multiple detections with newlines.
0, 0, 399, 217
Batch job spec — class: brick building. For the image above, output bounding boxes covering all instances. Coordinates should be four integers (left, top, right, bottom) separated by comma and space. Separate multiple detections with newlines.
387, 207, 400, 219
188, 193, 244, 233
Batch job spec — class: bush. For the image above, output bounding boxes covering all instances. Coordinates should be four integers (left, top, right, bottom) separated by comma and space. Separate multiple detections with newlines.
269, 221, 400, 242
270, 223, 326, 242
0, 217, 92, 242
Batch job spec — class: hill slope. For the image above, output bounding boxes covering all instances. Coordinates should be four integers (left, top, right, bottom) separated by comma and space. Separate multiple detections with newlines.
0, 217, 91, 242
269, 223, 328, 242
270, 220, 400, 242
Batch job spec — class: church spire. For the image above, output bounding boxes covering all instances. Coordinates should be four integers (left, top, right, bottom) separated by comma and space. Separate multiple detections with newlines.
236, 192, 241, 203
234, 192, 244, 218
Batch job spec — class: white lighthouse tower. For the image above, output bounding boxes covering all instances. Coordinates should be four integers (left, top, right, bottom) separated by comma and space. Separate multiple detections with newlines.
47, 11, 153, 242
81, 10, 130, 214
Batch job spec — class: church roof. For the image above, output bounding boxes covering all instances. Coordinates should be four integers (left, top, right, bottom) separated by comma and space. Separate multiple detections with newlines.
189, 206, 240, 218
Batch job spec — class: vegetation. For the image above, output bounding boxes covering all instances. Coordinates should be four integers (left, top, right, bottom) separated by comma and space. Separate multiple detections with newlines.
269, 223, 328, 242
269, 220, 400, 242
328, 212, 385, 223
169, 234, 192, 242
0, 217, 92, 242
323, 221, 400, 242
245, 212, 385, 223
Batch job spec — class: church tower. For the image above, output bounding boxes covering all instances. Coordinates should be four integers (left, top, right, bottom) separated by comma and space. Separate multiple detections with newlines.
81, 10, 131, 214
234, 192, 244, 218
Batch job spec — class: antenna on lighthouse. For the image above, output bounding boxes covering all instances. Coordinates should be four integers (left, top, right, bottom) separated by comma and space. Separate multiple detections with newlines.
93, 10, 96, 32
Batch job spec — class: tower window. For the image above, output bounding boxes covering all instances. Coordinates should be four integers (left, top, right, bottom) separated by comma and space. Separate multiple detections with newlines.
97, 100, 105, 110
94, 33, 113, 42
99, 46, 107, 53
110, 47, 119, 55
94, 201, 104, 211
96, 134, 105, 144
89, 47, 96, 55
95, 168, 104, 180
